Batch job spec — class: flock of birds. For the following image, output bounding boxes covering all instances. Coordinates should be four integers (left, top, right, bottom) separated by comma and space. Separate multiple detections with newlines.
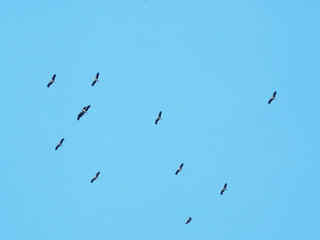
48, 73, 278, 225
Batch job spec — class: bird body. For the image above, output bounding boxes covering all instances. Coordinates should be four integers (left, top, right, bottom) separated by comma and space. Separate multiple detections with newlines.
77, 105, 91, 120
268, 91, 277, 104
185, 217, 192, 224
91, 171, 100, 183
155, 111, 162, 125
92, 72, 100, 87
55, 138, 64, 150
175, 163, 184, 175
220, 183, 227, 195
47, 74, 56, 88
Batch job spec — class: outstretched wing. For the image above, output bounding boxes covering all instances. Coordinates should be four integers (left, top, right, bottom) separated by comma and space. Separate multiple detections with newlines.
273, 91, 277, 98
224, 183, 227, 189
86, 105, 91, 111
55, 145, 59, 150
52, 74, 56, 81
47, 82, 53, 88
155, 118, 159, 125
220, 189, 225, 195
180, 163, 184, 169
175, 169, 180, 175
96, 171, 100, 178
60, 138, 64, 144
268, 98, 273, 104
77, 112, 84, 120
158, 111, 162, 118
92, 80, 96, 87
90, 178, 95, 183
96, 72, 99, 79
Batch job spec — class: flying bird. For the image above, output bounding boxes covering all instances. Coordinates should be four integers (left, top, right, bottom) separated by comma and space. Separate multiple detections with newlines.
155, 111, 162, 125
55, 138, 64, 151
175, 163, 184, 175
185, 217, 192, 224
77, 105, 91, 120
47, 74, 56, 88
91, 171, 100, 183
92, 72, 100, 87
268, 91, 277, 104
220, 183, 227, 195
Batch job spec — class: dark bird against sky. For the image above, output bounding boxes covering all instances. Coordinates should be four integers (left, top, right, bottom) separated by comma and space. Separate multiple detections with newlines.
55, 138, 64, 151
92, 72, 100, 87
185, 217, 192, 224
47, 74, 56, 88
268, 91, 277, 104
220, 183, 227, 195
175, 163, 184, 175
155, 111, 162, 125
77, 105, 91, 120
91, 171, 100, 183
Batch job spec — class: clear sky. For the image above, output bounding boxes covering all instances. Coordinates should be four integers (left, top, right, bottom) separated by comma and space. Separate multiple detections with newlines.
1, 1, 320, 239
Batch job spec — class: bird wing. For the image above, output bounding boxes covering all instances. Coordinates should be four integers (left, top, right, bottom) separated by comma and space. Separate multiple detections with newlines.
47, 82, 52, 88
224, 183, 227, 188
96, 171, 100, 177
155, 118, 159, 125
60, 138, 64, 144
180, 163, 184, 169
91, 178, 95, 183
96, 72, 99, 79
220, 189, 224, 195
273, 91, 277, 98
268, 98, 273, 104
86, 105, 91, 111
77, 112, 84, 120
158, 111, 162, 117
92, 80, 96, 87
55, 145, 59, 150
175, 169, 180, 175
52, 74, 56, 80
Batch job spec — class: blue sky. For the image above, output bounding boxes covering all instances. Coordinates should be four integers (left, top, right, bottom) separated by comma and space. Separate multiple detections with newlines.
1, 1, 320, 239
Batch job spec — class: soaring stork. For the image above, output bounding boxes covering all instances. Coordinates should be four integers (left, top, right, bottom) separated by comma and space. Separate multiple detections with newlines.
47, 74, 56, 88
91, 171, 100, 183
77, 105, 91, 120
55, 138, 64, 151
155, 111, 162, 125
268, 91, 277, 104
92, 72, 100, 87
220, 183, 227, 195
185, 217, 192, 224
175, 163, 184, 175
